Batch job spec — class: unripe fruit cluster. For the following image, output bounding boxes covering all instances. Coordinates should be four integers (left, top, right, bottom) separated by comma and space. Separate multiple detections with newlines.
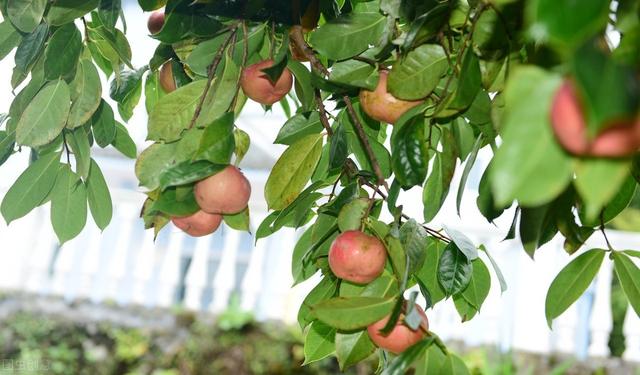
551, 79, 640, 157
328, 230, 429, 353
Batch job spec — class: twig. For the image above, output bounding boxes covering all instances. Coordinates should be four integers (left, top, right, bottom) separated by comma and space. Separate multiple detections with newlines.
600, 212, 614, 251
289, 26, 329, 76
62, 132, 71, 165
360, 179, 450, 242
229, 21, 249, 112
314, 89, 333, 136
353, 56, 378, 66
343, 96, 389, 188
187, 25, 239, 130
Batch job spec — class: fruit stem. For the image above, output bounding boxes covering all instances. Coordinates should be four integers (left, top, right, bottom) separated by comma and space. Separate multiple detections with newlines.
600, 212, 615, 251
187, 24, 240, 130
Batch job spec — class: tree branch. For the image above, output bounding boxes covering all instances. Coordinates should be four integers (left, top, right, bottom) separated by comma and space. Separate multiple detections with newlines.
187, 25, 239, 130
289, 24, 450, 243
315, 89, 333, 136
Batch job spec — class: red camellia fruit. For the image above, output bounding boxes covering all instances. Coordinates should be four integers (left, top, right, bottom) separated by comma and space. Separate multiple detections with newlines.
551, 79, 640, 157
194, 166, 251, 215
240, 60, 293, 105
328, 230, 386, 284
159, 62, 176, 93
550, 80, 590, 155
359, 70, 423, 125
171, 210, 222, 237
367, 303, 429, 354
147, 11, 165, 34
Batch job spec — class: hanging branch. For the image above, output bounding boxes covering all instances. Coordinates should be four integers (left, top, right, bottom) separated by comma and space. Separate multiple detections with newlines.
187, 25, 239, 130
289, 25, 450, 243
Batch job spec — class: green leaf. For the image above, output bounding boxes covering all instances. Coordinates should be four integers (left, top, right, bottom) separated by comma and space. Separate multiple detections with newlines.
456, 134, 483, 215
391, 116, 429, 188
51, 165, 88, 244
135, 142, 178, 190
337, 198, 369, 232
98, 0, 121, 30
441, 353, 470, 374
545, 249, 605, 328
456, 258, 491, 321
445, 49, 482, 113
91, 100, 116, 147
312, 296, 395, 330
303, 321, 336, 365
67, 59, 102, 128
298, 277, 338, 329
149, 187, 199, 217
274, 112, 324, 146
185, 25, 265, 76
519, 204, 557, 258
532, 0, 609, 46
110, 67, 145, 122
67, 127, 91, 180
415, 238, 447, 306
0, 21, 21, 60
46, 0, 99, 26
581, 176, 637, 227
423, 129, 457, 222
144, 70, 165, 114
612, 252, 640, 317
85, 159, 112, 231
223, 207, 250, 232
414, 345, 448, 374
195, 51, 240, 128
438, 242, 472, 297
16, 79, 71, 147
309, 12, 386, 61
574, 159, 630, 222
479, 245, 507, 293
158, 161, 225, 190
111, 122, 137, 159
399, 219, 428, 275
382, 338, 434, 375
265, 133, 323, 210
329, 59, 379, 90
388, 44, 448, 100
1, 151, 61, 224
147, 80, 206, 142
195, 112, 235, 164
7, 0, 47, 33
340, 272, 399, 298
335, 330, 376, 371
491, 66, 571, 207
44, 23, 83, 80
14, 23, 48, 78
443, 225, 478, 260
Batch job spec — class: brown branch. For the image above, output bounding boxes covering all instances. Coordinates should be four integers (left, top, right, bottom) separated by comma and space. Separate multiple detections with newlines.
360, 179, 450, 243
187, 25, 239, 130
290, 25, 330, 76
230, 21, 249, 112
343, 96, 389, 188
314, 89, 333, 136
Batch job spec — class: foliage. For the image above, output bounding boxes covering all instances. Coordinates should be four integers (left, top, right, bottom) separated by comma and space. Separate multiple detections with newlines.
0, 0, 639, 372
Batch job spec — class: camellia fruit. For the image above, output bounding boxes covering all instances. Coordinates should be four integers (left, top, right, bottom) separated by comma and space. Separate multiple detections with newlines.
194, 166, 251, 215
240, 60, 293, 105
359, 70, 423, 125
550, 80, 590, 155
172, 210, 222, 237
328, 230, 386, 284
147, 11, 165, 34
367, 303, 429, 354
159, 62, 176, 93
551, 79, 640, 157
